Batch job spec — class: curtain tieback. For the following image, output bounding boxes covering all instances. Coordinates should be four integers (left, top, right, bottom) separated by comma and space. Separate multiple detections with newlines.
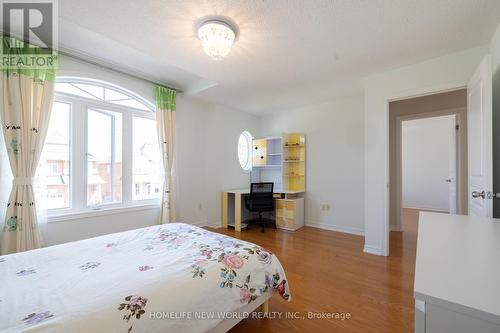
12, 177, 35, 186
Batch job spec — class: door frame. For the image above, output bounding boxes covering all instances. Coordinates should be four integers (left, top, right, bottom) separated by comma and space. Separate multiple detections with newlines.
378, 83, 471, 257
393, 110, 466, 231
467, 56, 493, 217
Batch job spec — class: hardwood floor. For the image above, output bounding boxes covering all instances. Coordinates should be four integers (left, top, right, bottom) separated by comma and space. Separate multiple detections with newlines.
207, 210, 419, 333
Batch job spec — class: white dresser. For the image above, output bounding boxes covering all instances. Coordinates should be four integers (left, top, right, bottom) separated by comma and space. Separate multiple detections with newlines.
414, 212, 500, 333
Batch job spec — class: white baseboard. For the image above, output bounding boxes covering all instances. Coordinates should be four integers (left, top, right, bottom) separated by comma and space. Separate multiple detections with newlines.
305, 220, 364, 236
402, 206, 449, 213
206, 220, 365, 238
363, 245, 386, 256
201, 222, 220, 228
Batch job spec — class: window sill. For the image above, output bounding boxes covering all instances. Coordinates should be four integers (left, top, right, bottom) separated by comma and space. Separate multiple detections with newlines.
47, 203, 160, 223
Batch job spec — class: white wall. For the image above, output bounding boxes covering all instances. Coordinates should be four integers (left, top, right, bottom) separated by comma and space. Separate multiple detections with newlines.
363, 45, 487, 256
260, 93, 365, 235
178, 102, 261, 227
401, 116, 455, 212
37, 55, 260, 246
491, 23, 500, 73
493, 23, 500, 218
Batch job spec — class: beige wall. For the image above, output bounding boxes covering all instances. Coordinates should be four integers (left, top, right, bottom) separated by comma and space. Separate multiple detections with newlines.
389, 89, 468, 230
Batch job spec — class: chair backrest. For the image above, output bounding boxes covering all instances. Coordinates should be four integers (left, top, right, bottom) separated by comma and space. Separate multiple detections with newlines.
249, 183, 274, 208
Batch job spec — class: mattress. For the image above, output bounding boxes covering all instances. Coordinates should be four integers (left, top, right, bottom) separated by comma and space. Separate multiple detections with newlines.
0, 223, 290, 332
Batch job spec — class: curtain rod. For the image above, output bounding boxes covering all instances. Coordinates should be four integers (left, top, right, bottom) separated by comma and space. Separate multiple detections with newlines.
58, 49, 183, 93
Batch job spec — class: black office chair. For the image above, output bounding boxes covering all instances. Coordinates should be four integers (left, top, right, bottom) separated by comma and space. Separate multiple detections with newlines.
244, 183, 276, 233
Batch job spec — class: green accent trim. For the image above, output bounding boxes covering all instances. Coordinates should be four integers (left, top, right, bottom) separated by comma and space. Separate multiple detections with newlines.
155, 86, 176, 111
1, 36, 58, 81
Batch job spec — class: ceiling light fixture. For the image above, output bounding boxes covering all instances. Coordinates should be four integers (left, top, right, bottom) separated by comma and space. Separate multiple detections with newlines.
197, 19, 237, 60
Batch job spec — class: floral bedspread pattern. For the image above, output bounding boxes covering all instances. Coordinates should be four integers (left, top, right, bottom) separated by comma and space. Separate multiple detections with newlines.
0, 223, 290, 333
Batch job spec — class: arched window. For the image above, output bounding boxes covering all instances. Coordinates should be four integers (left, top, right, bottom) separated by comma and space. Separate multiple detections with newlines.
237, 131, 253, 171
54, 78, 153, 111
44, 77, 161, 214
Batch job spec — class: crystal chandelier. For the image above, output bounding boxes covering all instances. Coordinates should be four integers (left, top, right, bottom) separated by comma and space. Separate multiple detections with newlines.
197, 20, 236, 60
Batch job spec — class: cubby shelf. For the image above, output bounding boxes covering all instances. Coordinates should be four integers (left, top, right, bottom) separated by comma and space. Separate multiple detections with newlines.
252, 165, 281, 168
251, 133, 305, 192
282, 133, 306, 192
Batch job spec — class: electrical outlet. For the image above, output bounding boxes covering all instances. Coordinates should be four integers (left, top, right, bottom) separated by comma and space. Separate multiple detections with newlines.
320, 204, 331, 211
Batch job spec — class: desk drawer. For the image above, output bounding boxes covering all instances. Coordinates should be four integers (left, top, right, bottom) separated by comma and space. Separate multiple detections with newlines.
275, 198, 304, 231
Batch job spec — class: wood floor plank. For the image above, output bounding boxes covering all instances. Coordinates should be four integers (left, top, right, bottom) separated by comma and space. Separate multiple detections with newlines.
206, 208, 418, 333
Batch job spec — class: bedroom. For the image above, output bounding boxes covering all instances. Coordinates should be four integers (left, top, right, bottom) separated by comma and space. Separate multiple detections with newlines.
1, 1, 500, 332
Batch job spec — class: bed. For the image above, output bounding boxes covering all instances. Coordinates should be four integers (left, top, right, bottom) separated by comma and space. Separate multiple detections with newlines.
0, 223, 290, 333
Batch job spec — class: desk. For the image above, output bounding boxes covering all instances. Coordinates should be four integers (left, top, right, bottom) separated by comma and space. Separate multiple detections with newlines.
221, 188, 304, 232
414, 212, 500, 332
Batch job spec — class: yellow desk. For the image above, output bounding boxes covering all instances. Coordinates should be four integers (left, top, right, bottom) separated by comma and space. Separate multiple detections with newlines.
221, 188, 304, 232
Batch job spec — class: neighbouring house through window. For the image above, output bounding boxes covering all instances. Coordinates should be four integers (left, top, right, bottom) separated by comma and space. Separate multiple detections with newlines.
43, 78, 161, 216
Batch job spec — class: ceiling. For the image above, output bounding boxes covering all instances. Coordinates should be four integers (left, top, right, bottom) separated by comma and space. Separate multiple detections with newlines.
58, 0, 500, 115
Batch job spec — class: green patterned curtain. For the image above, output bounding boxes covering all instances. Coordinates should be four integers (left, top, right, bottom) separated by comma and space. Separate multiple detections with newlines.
155, 86, 176, 111
0, 35, 57, 254
155, 86, 177, 224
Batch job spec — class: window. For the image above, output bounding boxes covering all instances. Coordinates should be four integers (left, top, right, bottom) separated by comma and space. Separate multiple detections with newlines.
237, 131, 253, 171
132, 117, 162, 200
49, 162, 59, 175
46, 78, 160, 215
54, 82, 151, 111
87, 109, 122, 206
42, 101, 71, 209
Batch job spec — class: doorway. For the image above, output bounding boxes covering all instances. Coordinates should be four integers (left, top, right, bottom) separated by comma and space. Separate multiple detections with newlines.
400, 115, 457, 229
389, 89, 468, 234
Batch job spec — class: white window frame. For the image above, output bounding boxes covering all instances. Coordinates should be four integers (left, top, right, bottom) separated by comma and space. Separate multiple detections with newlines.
47, 78, 160, 221
237, 131, 253, 171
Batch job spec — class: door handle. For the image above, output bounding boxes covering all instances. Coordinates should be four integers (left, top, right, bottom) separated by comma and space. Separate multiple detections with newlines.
472, 191, 500, 199
472, 191, 485, 199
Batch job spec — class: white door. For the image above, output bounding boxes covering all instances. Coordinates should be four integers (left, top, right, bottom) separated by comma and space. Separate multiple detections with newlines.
448, 115, 457, 214
468, 56, 493, 217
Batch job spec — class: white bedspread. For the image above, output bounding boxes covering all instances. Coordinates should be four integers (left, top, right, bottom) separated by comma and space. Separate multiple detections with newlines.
0, 223, 290, 333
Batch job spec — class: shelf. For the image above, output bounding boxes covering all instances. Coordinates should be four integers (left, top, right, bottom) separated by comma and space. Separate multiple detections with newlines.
252, 165, 282, 168
267, 153, 282, 156
283, 145, 305, 148
283, 160, 305, 163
